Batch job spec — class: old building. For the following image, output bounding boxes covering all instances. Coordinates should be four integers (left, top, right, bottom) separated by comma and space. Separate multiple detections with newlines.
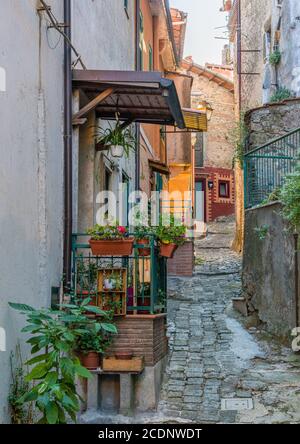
0, 0, 190, 423
181, 57, 236, 223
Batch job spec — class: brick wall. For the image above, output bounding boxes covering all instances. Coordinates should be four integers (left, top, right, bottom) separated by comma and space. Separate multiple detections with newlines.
196, 166, 235, 222
108, 315, 168, 367
168, 242, 194, 277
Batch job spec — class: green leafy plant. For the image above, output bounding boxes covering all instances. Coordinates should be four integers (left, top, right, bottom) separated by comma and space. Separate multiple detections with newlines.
280, 166, 300, 230
229, 113, 248, 168
95, 121, 136, 157
76, 323, 114, 355
8, 345, 34, 424
8, 299, 117, 424
254, 225, 269, 240
269, 49, 281, 66
76, 257, 98, 293
270, 87, 292, 103
155, 215, 186, 246
87, 223, 128, 240
134, 225, 153, 240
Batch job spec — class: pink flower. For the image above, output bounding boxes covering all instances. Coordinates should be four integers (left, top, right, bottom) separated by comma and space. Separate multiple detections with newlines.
117, 226, 127, 234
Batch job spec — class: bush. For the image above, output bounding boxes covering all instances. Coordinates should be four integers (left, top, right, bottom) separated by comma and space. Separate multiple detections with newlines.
280, 166, 300, 230
270, 87, 292, 103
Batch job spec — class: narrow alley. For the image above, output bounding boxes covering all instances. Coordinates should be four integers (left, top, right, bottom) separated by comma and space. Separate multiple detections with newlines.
157, 217, 300, 424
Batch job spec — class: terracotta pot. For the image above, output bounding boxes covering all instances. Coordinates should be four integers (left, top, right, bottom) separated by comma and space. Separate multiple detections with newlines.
224, 0, 232, 11
136, 238, 151, 257
80, 352, 100, 370
159, 243, 178, 259
115, 351, 133, 360
89, 239, 134, 256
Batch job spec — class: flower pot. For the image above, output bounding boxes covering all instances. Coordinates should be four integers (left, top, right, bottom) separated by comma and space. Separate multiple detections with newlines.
136, 238, 151, 257
160, 243, 178, 259
110, 145, 124, 158
80, 352, 100, 370
89, 239, 134, 256
115, 351, 133, 360
224, 0, 232, 11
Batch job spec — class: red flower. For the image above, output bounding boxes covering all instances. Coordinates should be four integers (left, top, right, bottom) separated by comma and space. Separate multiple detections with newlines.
117, 226, 127, 234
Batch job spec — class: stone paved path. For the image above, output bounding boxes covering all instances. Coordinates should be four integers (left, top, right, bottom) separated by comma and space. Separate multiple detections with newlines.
156, 217, 300, 424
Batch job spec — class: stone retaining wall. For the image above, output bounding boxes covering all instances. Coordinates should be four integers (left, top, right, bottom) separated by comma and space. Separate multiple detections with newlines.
243, 202, 299, 339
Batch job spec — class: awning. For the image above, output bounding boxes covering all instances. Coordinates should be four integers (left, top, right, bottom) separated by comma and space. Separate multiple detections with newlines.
72, 70, 185, 129
181, 108, 208, 132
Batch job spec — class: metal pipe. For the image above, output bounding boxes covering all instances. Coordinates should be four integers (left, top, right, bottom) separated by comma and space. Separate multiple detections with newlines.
237, 0, 242, 113
135, 0, 141, 191
63, 0, 73, 291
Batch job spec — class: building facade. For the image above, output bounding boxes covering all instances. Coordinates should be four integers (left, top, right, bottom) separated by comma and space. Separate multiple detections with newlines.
182, 58, 236, 223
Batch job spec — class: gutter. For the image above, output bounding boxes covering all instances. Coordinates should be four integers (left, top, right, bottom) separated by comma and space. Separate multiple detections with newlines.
63, 0, 73, 290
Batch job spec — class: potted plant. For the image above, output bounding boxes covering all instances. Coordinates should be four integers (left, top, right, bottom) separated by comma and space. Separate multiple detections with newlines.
87, 223, 134, 256
95, 121, 136, 159
76, 324, 116, 370
134, 225, 153, 256
103, 271, 123, 291
155, 216, 186, 258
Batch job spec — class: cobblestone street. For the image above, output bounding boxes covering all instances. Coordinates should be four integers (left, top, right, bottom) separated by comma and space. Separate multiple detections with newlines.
156, 217, 300, 424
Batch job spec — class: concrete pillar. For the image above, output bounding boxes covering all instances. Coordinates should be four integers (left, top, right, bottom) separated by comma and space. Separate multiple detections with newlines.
119, 374, 134, 416
87, 374, 99, 411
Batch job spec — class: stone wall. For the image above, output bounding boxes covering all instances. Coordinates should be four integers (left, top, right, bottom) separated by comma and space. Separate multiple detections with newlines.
245, 98, 300, 150
243, 202, 299, 339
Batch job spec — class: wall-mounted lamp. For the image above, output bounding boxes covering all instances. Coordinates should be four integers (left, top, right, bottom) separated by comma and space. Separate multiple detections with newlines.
198, 101, 214, 121
208, 180, 214, 190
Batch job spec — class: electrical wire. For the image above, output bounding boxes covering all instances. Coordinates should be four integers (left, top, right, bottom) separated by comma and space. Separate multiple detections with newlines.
38, 0, 87, 69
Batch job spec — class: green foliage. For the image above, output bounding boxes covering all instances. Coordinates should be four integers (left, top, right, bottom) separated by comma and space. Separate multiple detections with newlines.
155, 215, 186, 246
269, 50, 281, 66
76, 322, 116, 355
261, 187, 281, 206
95, 121, 136, 157
270, 87, 292, 103
254, 225, 269, 241
9, 299, 117, 424
229, 113, 248, 168
8, 345, 34, 424
134, 225, 153, 240
87, 223, 128, 240
280, 166, 300, 230
76, 257, 98, 292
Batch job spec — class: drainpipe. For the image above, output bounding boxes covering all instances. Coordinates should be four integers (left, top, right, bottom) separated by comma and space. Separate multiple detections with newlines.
63, 0, 73, 291
135, 0, 141, 191
237, 0, 242, 113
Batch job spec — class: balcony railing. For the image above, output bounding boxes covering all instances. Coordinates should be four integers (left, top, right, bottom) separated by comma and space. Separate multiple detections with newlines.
244, 128, 300, 208
71, 234, 167, 315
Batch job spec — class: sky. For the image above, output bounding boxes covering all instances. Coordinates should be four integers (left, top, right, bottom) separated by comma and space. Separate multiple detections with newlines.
170, 0, 228, 66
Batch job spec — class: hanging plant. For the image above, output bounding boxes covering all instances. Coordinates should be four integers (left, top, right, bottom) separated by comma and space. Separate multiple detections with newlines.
269, 49, 281, 66
95, 119, 136, 158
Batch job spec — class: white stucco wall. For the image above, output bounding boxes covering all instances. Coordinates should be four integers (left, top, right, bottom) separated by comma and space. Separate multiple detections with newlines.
0, 0, 64, 423
72, 0, 136, 229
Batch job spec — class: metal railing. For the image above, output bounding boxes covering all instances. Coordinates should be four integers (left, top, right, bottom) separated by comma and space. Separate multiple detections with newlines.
244, 128, 300, 208
71, 234, 167, 315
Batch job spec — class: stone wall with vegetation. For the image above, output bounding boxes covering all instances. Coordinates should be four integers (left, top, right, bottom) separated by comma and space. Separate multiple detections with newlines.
243, 202, 298, 339
245, 98, 300, 151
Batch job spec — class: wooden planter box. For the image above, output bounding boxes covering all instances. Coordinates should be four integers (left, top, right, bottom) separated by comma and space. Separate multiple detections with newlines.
103, 356, 144, 373
89, 239, 134, 256
97, 268, 127, 316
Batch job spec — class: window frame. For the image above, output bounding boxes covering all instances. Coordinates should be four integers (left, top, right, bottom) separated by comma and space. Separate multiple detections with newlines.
219, 180, 231, 199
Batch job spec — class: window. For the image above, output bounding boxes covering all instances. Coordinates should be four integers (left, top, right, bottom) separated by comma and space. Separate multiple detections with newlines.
219, 181, 230, 198
149, 45, 153, 71
194, 132, 204, 167
263, 30, 271, 62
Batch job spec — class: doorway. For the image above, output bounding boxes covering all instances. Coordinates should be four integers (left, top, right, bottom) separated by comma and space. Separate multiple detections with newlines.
195, 179, 206, 223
